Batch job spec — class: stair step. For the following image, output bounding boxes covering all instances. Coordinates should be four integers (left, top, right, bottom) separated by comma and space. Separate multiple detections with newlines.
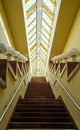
11, 116, 71, 122
8, 122, 74, 129
17, 102, 63, 105
15, 107, 66, 112
13, 111, 69, 117
16, 103, 64, 107
19, 97, 55, 99
7, 128, 76, 130
18, 99, 63, 103
14, 108, 67, 113
16, 103, 65, 108
19, 99, 55, 102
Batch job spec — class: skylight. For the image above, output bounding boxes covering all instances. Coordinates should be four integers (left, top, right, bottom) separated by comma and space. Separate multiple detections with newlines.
22, 0, 61, 76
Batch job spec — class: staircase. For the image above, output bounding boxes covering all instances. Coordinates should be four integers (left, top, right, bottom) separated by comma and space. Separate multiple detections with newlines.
6, 77, 77, 130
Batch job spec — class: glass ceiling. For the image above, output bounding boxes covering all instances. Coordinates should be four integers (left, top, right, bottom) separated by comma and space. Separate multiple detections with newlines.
23, 0, 61, 76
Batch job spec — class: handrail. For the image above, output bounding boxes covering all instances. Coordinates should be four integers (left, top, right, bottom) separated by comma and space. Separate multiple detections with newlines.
0, 72, 29, 122
54, 79, 80, 111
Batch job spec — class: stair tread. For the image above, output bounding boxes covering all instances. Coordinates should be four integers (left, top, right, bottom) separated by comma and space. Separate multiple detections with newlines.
7, 128, 77, 130
9, 122, 74, 124
13, 111, 68, 114
12, 114, 71, 119
11, 116, 71, 119
11, 116, 72, 122
8, 122, 75, 129
15, 107, 66, 110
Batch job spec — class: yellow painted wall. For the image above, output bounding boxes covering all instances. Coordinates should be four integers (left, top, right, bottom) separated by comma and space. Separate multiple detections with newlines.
63, 8, 80, 51
0, 0, 15, 48
47, 63, 80, 129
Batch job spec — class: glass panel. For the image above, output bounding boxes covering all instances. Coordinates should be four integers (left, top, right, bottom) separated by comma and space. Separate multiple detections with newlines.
29, 38, 36, 46
40, 50, 46, 59
42, 27, 49, 39
43, 8, 52, 20
41, 38, 48, 46
40, 53, 46, 61
31, 64, 36, 69
29, 34, 36, 43
28, 28, 36, 39
27, 11, 36, 25
31, 54, 36, 61
31, 46, 36, 54
41, 46, 47, 55
29, 32, 36, 41
30, 46, 36, 55
30, 40, 36, 48
25, 0, 36, 11
32, 62, 36, 66
40, 49, 47, 57
42, 19, 51, 33
41, 34, 48, 44
28, 19, 36, 32
43, 0, 54, 12
40, 54, 46, 62
41, 39, 48, 48
42, 31, 49, 41
27, 8, 36, 19
31, 51, 36, 59
42, 11, 52, 26
42, 26, 50, 35
32, 62, 36, 67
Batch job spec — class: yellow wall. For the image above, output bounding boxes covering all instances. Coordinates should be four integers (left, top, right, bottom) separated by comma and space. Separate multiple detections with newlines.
47, 64, 80, 129
0, 0, 15, 48
63, 8, 80, 51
